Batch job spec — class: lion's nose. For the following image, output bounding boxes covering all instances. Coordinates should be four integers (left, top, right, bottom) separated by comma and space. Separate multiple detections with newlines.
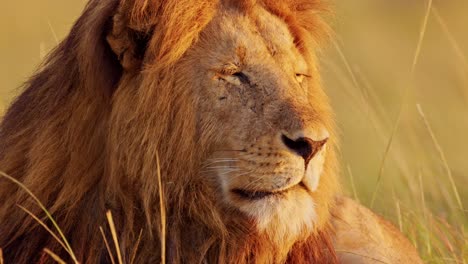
281, 135, 328, 165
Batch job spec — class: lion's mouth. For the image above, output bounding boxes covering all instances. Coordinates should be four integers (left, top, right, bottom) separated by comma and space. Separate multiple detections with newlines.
231, 183, 304, 200
232, 189, 279, 200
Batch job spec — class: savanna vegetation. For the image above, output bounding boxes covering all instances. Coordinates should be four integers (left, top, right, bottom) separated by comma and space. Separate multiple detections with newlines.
0, 0, 466, 263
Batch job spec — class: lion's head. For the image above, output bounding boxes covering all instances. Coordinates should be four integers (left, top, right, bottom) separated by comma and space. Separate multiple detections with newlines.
0, 0, 338, 263
188, 2, 336, 241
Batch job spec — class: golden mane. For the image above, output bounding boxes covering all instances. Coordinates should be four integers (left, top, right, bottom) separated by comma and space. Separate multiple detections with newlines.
0, 0, 337, 263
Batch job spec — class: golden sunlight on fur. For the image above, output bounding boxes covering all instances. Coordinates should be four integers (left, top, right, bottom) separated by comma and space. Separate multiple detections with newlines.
0, 0, 422, 263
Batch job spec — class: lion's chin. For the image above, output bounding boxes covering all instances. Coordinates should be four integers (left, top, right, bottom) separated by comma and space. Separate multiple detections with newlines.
227, 186, 317, 244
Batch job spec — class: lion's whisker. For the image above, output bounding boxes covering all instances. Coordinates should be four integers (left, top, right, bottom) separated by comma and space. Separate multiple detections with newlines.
213, 149, 247, 153
205, 166, 240, 170
242, 175, 266, 190
202, 159, 240, 167
228, 170, 255, 181
203, 160, 239, 166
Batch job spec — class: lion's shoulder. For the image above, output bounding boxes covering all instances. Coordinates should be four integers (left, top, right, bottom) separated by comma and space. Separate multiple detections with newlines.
331, 196, 423, 263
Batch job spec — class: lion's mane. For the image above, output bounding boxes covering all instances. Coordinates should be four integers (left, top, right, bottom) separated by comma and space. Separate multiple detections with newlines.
0, 0, 338, 263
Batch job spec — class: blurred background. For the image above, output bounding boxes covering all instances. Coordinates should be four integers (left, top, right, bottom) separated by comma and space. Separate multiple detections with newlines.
1, 0, 467, 262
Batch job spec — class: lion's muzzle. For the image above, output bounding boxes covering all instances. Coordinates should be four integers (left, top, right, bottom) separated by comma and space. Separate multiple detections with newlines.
280, 134, 328, 168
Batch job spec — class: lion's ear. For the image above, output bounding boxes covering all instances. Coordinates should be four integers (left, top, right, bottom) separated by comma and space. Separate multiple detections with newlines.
106, 3, 152, 70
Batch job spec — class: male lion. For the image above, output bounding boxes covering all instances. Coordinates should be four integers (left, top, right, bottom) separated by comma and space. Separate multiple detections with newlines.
0, 0, 422, 263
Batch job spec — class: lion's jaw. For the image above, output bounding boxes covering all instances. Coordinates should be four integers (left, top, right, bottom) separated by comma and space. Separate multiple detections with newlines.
181, 4, 336, 246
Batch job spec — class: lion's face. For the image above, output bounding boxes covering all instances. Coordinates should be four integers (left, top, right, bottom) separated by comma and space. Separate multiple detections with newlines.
177, 5, 332, 240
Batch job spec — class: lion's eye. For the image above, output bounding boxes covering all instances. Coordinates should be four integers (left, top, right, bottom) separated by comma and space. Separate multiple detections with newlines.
232, 72, 250, 84
217, 71, 250, 86
295, 73, 309, 84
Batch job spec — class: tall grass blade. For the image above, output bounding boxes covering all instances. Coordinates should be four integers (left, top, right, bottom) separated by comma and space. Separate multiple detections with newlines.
0, 171, 78, 263
46, 19, 59, 44
106, 211, 123, 264
335, 250, 390, 264
431, 7, 468, 72
332, 39, 367, 105
43, 248, 66, 264
130, 229, 144, 264
418, 170, 433, 255
411, 0, 433, 75
370, 0, 433, 208
17, 205, 71, 256
395, 200, 403, 232
346, 165, 360, 202
370, 113, 401, 208
156, 153, 166, 264
99, 226, 116, 264
416, 104, 464, 212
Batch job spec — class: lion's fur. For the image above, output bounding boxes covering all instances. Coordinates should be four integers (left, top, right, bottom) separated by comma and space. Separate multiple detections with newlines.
0, 0, 341, 263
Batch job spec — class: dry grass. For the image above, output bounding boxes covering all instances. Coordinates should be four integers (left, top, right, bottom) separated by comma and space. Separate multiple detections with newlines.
99, 226, 116, 264
323, 1, 468, 263
0, 155, 163, 264
0, 0, 467, 263
156, 154, 166, 264
106, 211, 124, 264
0, 172, 79, 263
43, 248, 66, 264
369, 0, 433, 209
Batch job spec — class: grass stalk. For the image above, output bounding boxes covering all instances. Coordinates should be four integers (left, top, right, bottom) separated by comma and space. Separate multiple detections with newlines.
17, 205, 70, 256
106, 211, 123, 264
335, 250, 389, 264
43, 248, 66, 264
99, 226, 116, 264
395, 200, 403, 232
156, 153, 166, 264
370, 0, 433, 208
346, 165, 359, 202
130, 229, 144, 264
411, 0, 433, 75
431, 7, 468, 72
418, 170, 433, 255
46, 19, 59, 44
0, 171, 78, 263
370, 112, 402, 208
416, 104, 464, 212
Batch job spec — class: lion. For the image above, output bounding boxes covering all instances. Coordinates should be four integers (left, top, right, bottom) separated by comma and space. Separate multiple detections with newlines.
0, 0, 422, 263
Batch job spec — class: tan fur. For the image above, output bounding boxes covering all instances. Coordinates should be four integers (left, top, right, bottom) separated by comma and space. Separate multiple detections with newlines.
0, 0, 421, 263
332, 197, 424, 263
